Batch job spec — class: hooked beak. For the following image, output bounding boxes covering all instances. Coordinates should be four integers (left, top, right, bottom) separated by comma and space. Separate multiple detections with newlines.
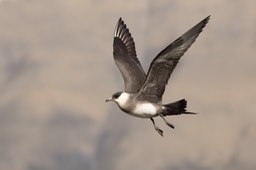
105, 98, 113, 102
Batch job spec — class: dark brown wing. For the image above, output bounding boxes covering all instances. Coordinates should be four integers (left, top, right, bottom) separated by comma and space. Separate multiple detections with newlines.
137, 16, 210, 102
113, 18, 146, 93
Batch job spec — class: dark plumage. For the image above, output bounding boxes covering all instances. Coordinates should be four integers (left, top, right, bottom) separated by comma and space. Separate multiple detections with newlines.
137, 16, 210, 102
106, 16, 210, 136
113, 18, 146, 93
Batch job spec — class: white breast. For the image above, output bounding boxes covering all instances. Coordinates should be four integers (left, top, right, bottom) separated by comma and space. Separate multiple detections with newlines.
134, 103, 157, 116
116, 92, 130, 107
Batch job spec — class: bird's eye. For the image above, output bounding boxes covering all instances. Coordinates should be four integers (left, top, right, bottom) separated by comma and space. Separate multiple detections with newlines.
113, 92, 121, 99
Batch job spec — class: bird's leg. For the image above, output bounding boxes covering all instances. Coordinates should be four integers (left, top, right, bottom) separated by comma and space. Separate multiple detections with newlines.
150, 118, 163, 137
160, 114, 175, 129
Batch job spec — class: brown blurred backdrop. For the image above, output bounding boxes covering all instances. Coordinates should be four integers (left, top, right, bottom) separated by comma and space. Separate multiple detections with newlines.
0, 0, 255, 170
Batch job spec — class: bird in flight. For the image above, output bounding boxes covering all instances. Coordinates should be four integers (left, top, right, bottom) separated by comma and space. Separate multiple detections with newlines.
106, 16, 210, 136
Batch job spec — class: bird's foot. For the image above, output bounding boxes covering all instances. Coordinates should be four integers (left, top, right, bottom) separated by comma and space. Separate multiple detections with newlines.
155, 126, 163, 137
165, 121, 175, 129
150, 118, 163, 137
160, 114, 175, 129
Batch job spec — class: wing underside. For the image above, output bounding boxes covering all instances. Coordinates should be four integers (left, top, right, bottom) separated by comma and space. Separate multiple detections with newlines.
113, 18, 146, 93
137, 16, 210, 102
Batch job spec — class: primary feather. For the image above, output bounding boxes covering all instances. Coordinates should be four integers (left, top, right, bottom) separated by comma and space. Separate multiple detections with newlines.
137, 16, 210, 102
113, 18, 146, 93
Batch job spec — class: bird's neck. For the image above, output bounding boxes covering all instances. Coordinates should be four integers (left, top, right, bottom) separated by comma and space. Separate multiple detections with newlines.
116, 92, 131, 107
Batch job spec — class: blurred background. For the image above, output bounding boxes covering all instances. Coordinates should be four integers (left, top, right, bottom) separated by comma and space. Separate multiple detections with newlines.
0, 0, 256, 170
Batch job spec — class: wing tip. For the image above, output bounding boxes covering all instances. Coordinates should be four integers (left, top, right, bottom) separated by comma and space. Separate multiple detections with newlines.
203, 15, 211, 26
185, 15, 210, 39
114, 17, 126, 38
200, 15, 211, 31
113, 17, 137, 57
205, 15, 211, 21
114, 17, 133, 41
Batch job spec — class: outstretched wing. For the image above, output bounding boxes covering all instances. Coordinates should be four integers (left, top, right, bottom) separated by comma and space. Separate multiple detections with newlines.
137, 16, 210, 102
113, 18, 146, 93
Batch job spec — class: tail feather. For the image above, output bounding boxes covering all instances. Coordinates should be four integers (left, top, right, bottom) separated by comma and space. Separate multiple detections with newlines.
163, 99, 196, 116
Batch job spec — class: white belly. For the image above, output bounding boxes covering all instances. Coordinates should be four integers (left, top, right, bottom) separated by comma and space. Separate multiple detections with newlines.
133, 103, 158, 118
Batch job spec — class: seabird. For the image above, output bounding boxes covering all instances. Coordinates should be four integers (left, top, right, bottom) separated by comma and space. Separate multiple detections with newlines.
106, 16, 210, 136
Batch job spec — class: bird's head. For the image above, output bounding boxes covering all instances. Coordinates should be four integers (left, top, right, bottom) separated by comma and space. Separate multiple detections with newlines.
105, 92, 130, 106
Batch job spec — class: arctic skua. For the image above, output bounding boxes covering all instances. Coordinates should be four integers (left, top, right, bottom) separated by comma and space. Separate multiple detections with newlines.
106, 16, 210, 136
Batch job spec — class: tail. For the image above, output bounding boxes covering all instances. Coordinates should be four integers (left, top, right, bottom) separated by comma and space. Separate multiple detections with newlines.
162, 99, 196, 116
